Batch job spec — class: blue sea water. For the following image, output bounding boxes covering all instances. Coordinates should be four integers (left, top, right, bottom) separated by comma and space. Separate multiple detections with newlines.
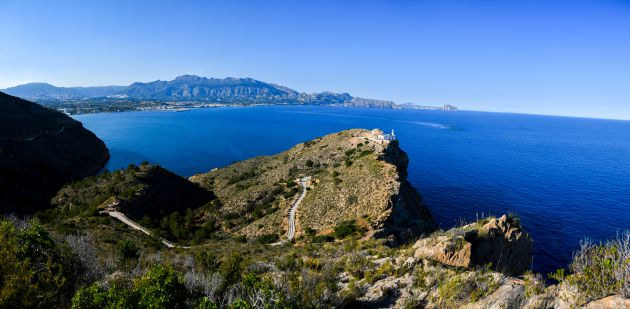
75, 106, 630, 274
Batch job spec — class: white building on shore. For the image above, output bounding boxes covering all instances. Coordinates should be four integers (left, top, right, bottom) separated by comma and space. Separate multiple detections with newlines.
372, 129, 396, 141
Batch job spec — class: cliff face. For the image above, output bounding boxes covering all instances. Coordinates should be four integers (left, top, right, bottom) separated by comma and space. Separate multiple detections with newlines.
190, 129, 437, 242
0, 91, 109, 213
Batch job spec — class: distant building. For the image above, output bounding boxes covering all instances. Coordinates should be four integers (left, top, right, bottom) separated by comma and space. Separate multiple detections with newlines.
443, 104, 458, 111
383, 129, 396, 141
374, 129, 396, 141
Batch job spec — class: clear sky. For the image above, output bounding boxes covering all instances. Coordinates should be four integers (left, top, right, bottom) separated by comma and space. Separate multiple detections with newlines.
1, 0, 630, 119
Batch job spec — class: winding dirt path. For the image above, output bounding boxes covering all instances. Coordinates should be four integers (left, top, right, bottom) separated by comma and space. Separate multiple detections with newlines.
286, 176, 310, 240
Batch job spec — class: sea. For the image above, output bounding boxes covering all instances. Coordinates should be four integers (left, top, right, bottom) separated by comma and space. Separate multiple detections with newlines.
75, 105, 630, 275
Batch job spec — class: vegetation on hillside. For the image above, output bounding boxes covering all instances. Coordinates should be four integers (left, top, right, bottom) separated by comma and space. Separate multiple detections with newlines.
45, 163, 220, 245
549, 231, 630, 303
189, 129, 435, 242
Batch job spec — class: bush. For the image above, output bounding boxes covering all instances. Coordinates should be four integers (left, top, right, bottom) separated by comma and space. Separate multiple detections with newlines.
219, 252, 245, 290
72, 265, 188, 309
256, 233, 279, 244
71, 283, 135, 309
0, 217, 73, 308
311, 235, 335, 243
118, 239, 139, 260
436, 267, 499, 308
563, 231, 630, 302
333, 220, 360, 239
135, 266, 189, 308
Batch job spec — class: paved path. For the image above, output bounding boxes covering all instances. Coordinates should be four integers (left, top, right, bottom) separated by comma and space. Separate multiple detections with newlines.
287, 176, 310, 240
101, 208, 188, 249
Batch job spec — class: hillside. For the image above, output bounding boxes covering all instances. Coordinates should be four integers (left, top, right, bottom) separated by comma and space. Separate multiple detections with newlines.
50, 163, 217, 244
190, 128, 437, 243
0, 91, 109, 213
2, 83, 125, 100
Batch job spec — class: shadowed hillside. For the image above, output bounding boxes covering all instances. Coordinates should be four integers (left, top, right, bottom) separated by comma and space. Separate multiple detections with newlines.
0, 91, 109, 213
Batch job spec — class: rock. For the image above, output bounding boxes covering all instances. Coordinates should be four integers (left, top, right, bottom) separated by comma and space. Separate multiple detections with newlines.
358, 273, 420, 308
0, 91, 109, 213
462, 279, 526, 309
472, 215, 533, 275
413, 215, 532, 275
584, 295, 630, 309
413, 235, 473, 268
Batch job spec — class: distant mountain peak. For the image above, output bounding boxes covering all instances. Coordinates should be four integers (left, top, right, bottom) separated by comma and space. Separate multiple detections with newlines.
173, 74, 204, 82
3, 75, 456, 111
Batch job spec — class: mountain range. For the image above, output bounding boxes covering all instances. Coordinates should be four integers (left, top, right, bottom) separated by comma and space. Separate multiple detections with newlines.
3, 75, 456, 110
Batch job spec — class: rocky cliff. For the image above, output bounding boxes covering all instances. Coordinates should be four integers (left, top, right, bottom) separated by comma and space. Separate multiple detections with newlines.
413, 215, 532, 276
190, 128, 437, 243
0, 91, 109, 213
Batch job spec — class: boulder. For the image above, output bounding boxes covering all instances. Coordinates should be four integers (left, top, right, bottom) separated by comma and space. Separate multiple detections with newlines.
413, 215, 532, 275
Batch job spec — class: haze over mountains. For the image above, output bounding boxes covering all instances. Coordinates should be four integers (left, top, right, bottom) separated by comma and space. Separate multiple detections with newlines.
3, 75, 456, 110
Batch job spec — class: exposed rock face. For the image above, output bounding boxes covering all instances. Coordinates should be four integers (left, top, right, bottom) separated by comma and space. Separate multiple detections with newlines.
584, 295, 630, 309
413, 215, 532, 275
190, 129, 436, 242
0, 91, 109, 213
462, 279, 526, 309
346, 97, 397, 108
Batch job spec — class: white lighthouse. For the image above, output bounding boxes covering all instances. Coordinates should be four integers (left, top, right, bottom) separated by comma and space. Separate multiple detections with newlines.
380, 129, 396, 141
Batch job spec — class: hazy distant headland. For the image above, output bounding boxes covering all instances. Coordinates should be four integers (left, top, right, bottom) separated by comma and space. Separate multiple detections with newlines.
2, 75, 458, 115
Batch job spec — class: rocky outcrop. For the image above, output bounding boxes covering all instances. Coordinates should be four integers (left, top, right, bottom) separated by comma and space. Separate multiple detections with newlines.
346, 97, 397, 109
584, 295, 630, 309
413, 215, 532, 275
0, 91, 109, 213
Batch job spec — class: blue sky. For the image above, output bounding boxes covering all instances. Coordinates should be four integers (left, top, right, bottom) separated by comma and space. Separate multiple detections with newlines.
1, 0, 630, 119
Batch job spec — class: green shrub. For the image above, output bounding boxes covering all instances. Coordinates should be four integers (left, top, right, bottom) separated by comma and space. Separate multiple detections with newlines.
135, 265, 188, 308
346, 195, 358, 205
73, 265, 187, 309
436, 267, 499, 308
219, 252, 245, 290
333, 220, 361, 239
561, 233, 630, 302
118, 239, 139, 260
0, 217, 73, 308
304, 227, 316, 236
311, 235, 334, 243
256, 233, 279, 244
523, 271, 545, 298
71, 283, 135, 309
